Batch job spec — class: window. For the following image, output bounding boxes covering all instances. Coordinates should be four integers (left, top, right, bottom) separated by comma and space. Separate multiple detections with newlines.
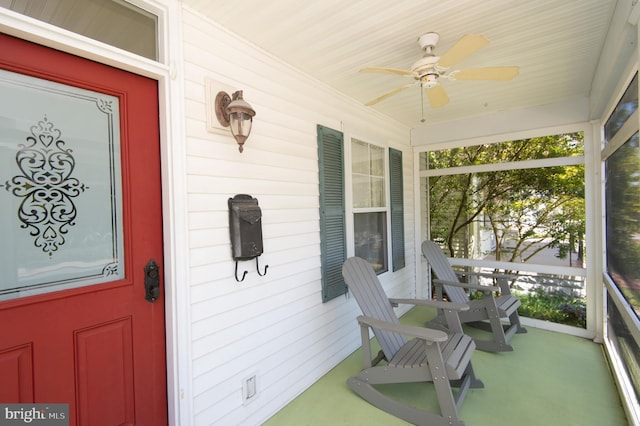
604, 72, 639, 317
317, 126, 405, 301
603, 72, 640, 411
352, 139, 387, 273
2, 1, 158, 61
604, 74, 638, 145
606, 132, 640, 316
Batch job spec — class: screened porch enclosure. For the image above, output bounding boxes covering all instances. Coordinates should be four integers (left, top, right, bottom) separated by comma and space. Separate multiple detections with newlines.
418, 133, 588, 330
415, 72, 640, 421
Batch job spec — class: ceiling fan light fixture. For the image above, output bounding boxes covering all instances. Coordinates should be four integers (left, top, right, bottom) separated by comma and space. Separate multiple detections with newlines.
421, 74, 439, 89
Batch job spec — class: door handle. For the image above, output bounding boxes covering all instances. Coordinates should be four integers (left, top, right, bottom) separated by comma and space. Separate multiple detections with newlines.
144, 259, 160, 303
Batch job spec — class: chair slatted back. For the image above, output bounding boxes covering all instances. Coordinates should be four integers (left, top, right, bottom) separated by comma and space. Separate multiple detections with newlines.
342, 257, 407, 360
421, 240, 469, 304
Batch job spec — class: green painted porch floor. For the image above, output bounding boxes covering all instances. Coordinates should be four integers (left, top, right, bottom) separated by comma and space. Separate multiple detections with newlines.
265, 308, 628, 425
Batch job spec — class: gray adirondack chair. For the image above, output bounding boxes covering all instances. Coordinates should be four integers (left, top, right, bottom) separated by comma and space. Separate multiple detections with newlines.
421, 240, 527, 352
342, 256, 484, 426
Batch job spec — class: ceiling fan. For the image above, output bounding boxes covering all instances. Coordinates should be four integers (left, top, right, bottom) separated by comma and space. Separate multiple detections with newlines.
360, 32, 519, 111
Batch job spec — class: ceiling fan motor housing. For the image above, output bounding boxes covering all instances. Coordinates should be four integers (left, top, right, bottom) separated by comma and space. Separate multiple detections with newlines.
411, 55, 440, 78
412, 33, 441, 79
418, 32, 440, 51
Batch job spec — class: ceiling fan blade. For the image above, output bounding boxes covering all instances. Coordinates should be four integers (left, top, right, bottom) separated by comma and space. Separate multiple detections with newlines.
437, 34, 490, 69
452, 66, 520, 80
426, 84, 449, 108
360, 67, 413, 76
365, 82, 415, 106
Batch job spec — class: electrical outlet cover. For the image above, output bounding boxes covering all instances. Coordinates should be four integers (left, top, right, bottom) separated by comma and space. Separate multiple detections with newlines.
241, 373, 259, 405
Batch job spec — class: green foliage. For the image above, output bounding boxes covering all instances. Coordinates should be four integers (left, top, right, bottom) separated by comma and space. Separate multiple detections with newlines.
427, 133, 590, 328
428, 132, 586, 261
517, 289, 586, 328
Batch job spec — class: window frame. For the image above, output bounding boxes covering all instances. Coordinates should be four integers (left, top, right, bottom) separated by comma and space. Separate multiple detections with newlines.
344, 133, 404, 275
601, 69, 640, 423
1, 0, 160, 61
350, 137, 388, 274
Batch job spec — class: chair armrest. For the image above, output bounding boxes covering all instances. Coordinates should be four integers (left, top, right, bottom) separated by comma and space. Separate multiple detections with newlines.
389, 298, 469, 311
433, 278, 500, 293
356, 315, 448, 343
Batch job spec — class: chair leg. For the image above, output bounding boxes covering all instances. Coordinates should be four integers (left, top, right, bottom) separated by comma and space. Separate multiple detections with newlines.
510, 310, 528, 334
463, 303, 512, 352
450, 362, 486, 413
424, 343, 467, 425
471, 297, 522, 352
462, 362, 485, 389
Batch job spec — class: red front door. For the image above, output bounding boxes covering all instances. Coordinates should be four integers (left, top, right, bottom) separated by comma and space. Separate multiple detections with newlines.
0, 34, 167, 426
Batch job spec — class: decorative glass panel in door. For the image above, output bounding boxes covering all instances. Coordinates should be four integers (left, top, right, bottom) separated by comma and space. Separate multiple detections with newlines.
0, 69, 124, 300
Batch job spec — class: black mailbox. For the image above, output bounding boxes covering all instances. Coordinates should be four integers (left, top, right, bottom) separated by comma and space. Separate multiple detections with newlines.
228, 194, 268, 281
229, 194, 263, 260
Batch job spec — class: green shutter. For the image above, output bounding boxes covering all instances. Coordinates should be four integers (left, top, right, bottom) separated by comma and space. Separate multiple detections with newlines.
389, 148, 405, 271
317, 125, 347, 302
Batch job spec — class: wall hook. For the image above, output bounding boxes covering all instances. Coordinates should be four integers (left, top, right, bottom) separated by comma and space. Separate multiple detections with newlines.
235, 261, 249, 282
256, 257, 269, 277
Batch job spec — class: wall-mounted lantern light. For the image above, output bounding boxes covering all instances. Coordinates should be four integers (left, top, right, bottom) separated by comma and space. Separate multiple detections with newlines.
214, 90, 256, 153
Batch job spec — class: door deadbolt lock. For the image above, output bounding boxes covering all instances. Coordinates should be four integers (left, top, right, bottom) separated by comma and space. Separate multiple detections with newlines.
144, 259, 160, 303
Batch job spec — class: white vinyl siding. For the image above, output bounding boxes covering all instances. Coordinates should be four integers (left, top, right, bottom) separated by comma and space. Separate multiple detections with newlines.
181, 7, 413, 425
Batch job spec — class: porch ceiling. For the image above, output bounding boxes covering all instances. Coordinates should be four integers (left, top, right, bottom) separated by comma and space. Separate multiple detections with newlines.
184, 0, 619, 128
